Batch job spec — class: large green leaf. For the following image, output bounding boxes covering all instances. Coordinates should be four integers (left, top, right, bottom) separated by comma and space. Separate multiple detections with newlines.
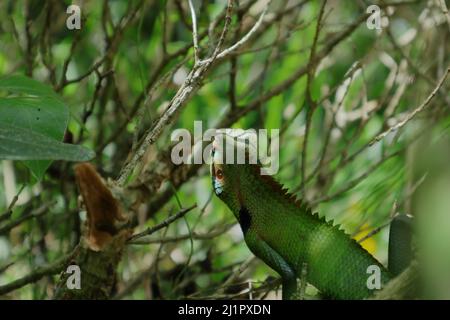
0, 75, 91, 178
0, 74, 59, 98
0, 97, 68, 141
0, 123, 95, 161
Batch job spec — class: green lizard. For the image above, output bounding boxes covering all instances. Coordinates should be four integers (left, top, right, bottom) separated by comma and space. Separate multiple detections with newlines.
210, 134, 393, 299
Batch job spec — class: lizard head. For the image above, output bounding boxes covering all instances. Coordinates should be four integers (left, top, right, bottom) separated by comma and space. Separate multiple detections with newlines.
210, 132, 256, 213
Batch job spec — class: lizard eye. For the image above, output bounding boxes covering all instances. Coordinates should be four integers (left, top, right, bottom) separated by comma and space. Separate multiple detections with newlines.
216, 169, 223, 180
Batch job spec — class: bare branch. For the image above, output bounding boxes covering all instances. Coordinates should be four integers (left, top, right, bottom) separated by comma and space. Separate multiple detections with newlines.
0, 249, 76, 296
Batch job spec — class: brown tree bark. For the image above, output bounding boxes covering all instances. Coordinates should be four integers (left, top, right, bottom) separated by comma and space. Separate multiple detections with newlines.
54, 163, 132, 299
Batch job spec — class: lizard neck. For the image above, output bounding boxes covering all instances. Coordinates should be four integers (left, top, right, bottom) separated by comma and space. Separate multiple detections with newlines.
235, 164, 311, 223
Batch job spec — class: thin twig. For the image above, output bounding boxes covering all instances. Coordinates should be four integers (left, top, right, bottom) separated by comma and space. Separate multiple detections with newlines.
127, 204, 197, 242
188, 0, 200, 63
301, 0, 328, 195
356, 221, 392, 244
214, 5, 268, 61
209, 0, 234, 63
0, 184, 25, 223
439, 0, 450, 31
369, 67, 450, 146
129, 223, 235, 245
218, 256, 255, 295
311, 150, 401, 205
0, 201, 55, 235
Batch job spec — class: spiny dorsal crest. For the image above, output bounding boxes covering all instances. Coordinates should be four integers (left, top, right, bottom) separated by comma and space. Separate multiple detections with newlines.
247, 163, 352, 232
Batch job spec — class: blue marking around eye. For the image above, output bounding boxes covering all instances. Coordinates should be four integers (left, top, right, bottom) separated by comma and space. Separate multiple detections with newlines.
213, 177, 223, 195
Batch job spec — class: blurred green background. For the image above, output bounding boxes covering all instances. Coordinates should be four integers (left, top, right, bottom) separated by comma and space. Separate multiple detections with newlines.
0, 0, 449, 299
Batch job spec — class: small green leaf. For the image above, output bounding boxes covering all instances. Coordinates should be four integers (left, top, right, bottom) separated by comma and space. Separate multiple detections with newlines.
0, 123, 95, 162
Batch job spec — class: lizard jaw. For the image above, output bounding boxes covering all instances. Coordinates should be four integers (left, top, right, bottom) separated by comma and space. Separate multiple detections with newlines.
210, 145, 223, 196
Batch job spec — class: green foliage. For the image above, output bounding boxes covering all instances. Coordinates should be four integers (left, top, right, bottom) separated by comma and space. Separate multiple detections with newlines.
0, 75, 94, 179
0, 123, 94, 162
0, 0, 448, 300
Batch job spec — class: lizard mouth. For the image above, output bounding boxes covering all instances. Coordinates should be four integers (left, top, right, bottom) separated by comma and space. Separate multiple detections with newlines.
210, 145, 216, 177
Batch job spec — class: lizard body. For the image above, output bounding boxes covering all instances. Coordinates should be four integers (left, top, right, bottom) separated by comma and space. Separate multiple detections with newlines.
210, 135, 392, 299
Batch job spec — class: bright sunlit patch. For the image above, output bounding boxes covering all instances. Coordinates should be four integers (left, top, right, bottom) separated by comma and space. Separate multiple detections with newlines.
353, 225, 377, 255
